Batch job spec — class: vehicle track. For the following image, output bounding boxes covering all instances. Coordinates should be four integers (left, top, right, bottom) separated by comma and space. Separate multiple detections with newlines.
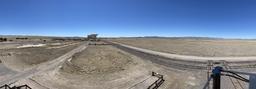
107, 41, 256, 71
106, 41, 256, 89
0, 42, 88, 86
109, 41, 208, 70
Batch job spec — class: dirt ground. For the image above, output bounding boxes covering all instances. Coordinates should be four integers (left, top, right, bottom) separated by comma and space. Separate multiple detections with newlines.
0, 42, 81, 71
63, 45, 135, 75
0, 42, 20, 49
13, 45, 205, 89
0, 40, 208, 89
110, 38, 256, 57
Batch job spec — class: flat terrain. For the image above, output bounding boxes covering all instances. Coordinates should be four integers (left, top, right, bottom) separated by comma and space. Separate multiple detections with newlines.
110, 38, 256, 57
1, 37, 254, 89
0, 41, 86, 87
27, 45, 154, 89
16, 45, 204, 89
0, 41, 81, 71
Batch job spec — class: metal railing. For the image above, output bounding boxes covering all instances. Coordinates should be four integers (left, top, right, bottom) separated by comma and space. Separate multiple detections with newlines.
148, 72, 165, 89
0, 84, 32, 89
203, 66, 256, 89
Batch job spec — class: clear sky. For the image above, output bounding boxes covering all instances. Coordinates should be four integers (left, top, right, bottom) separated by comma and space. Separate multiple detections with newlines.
0, 0, 256, 38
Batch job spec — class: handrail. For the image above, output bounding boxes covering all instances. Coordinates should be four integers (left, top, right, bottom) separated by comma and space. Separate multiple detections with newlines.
210, 66, 256, 89
0, 84, 32, 89
147, 72, 165, 89
223, 70, 256, 76
0, 84, 11, 89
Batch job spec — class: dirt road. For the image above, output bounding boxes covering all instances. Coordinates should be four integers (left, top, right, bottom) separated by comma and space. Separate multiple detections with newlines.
105, 41, 211, 70
1, 40, 255, 89
110, 41, 256, 62
0, 42, 87, 86
106, 41, 256, 89
0, 64, 17, 80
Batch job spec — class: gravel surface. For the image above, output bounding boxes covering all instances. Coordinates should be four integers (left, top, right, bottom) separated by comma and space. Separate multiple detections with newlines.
0, 42, 80, 71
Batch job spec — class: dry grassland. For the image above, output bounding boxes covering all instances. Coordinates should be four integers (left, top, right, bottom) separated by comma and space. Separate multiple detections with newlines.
111, 38, 256, 57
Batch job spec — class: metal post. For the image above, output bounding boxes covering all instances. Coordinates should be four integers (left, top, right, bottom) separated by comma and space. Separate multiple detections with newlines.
249, 75, 256, 89
212, 66, 222, 89
207, 60, 213, 89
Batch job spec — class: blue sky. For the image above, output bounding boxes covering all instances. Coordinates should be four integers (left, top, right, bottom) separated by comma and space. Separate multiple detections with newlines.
0, 0, 256, 38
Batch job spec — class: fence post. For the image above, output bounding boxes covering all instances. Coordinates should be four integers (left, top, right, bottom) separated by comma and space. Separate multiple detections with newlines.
212, 66, 222, 89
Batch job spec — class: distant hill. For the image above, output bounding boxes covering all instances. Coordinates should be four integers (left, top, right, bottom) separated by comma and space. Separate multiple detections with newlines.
0, 35, 85, 39
114, 36, 256, 40
117, 36, 224, 40
142, 36, 224, 40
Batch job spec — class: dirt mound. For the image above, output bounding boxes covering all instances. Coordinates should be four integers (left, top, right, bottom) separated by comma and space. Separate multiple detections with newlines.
61, 45, 135, 75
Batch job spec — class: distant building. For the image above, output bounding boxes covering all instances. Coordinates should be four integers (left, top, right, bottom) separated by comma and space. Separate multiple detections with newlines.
87, 34, 98, 41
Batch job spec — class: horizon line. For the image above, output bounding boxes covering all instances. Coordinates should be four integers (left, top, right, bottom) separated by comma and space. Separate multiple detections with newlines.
1, 34, 256, 40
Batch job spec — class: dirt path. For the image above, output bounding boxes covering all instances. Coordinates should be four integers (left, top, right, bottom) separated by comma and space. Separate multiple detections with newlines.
111, 38, 256, 57
110, 41, 256, 62
0, 64, 17, 80
106, 41, 256, 89
24, 45, 163, 89
104, 42, 207, 89
0, 41, 229, 89
0, 42, 87, 86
